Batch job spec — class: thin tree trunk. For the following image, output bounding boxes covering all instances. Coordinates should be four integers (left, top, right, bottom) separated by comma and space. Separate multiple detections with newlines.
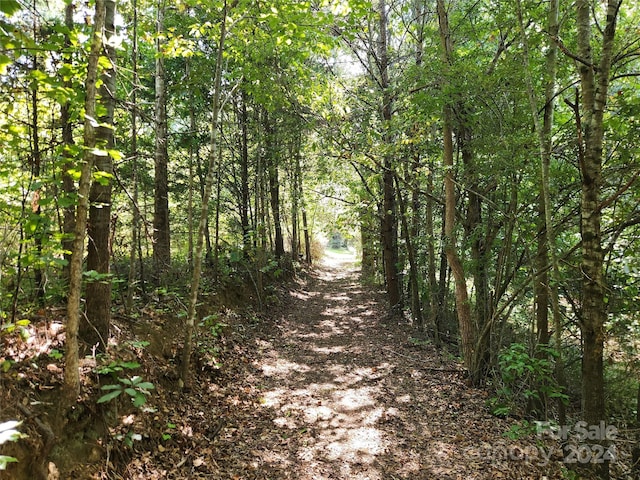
212, 128, 222, 283
302, 202, 311, 264
425, 161, 439, 341
255, 140, 265, 302
180, 1, 229, 388
29, 45, 44, 303
84, 0, 116, 352
239, 91, 251, 253
396, 176, 422, 327
515, 0, 565, 422
153, 0, 170, 281
265, 116, 285, 258
435, 221, 448, 345
291, 134, 303, 261
126, 0, 139, 313
59, 3, 75, 284
187, 59, 195, 268
634, 382, 640, 477
65, 0, 105, 402
437, 0, 475, 379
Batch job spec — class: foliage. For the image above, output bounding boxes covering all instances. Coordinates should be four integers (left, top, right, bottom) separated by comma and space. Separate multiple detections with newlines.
95, 347, 154, 407
97, 375, 155, 408
489, 343, 568, 417
0, 420, 26, 470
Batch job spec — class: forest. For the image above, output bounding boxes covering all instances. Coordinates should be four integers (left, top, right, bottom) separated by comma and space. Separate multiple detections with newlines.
0, 0, 639, 478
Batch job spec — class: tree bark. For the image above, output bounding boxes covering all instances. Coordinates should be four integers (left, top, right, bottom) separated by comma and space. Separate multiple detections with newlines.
239, 91, 251, 253
126, 0, 139, 313
83, 0, 116, 352
460, 121, 491, 382
29, 46, 44, 303
291, 133, 303, 261
65, 0, 105, 402
437, 0, 475, 379
60, 1, 76, 284
396, 175, 422, 326
265, 113, 285, 258
153, 0, 171, 281
575, 1, 620, 477
378, 0, 401, 311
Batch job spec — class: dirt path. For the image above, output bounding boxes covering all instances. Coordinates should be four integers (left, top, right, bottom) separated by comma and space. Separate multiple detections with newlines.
203, 253, 564, 480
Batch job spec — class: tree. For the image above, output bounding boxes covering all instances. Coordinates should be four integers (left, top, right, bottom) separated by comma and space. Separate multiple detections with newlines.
180, 0, 230, 388
377, 0, 401, 311
153, 0, 171, 281
575, 1, 621, 477
515, 0, 566, 422
436, 0, 476, 382
83, 0, 117, 353
65, 0, 106, 402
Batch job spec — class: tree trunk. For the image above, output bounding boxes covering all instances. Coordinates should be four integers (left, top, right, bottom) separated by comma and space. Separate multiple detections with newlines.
212, 133, 222, 282
378, 0, 401, 311
125, 0, 139, 313
153, 0, 170, 281
425, 161, 439, 341
60, 1, 76, 284
515, 0, 565, 422
459, 123, 491, 382
437, 0, 475, 379
396, 176, 422, 327
575, 1, 620, 477
83, 0, 116, 352
187, 59, 195, 268
435, 220, 448, 345
180, 1, 229, 388
265, 115, 285, 258
239, 91, 251, 253
291, 134, 303, 261
65, 0, 105, 402
29, 50, 44, 303
634, 382, 640, 477
302, 202, 311, 264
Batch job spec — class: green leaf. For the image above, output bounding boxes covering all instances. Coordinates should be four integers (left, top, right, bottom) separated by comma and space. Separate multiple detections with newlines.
92, 170, 113, 185
0, 0, 20, 15
97, 389, 122, 403
0, 455, 19, 470
0, 55, 11, 75
132, 394, 147, 407
1, 360, 12, 373
119, 361, 140, 370
100, 384, 122, 391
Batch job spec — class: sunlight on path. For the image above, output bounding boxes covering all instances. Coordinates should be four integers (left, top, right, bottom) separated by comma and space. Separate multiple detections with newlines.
247, 259, 411, 479
320, 248, 358, 271
233, 253, 560, 480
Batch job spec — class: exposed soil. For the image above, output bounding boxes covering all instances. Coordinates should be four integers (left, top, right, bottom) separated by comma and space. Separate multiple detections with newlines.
2, 252, 596, 479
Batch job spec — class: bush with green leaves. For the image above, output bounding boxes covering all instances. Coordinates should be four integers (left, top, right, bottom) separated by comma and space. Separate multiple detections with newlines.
94, 347, 154, 408
488, 343, 568, 417
97, 375, 155, 408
